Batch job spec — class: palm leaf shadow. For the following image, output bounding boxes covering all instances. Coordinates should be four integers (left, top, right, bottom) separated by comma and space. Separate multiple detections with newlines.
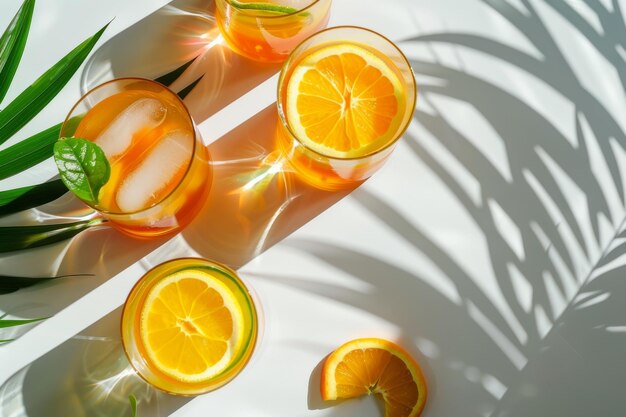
595, 226, 626, 269
396, 0, 626, 341
486, 223, 626, 417
398, 70, 602, 340
259, 239, 519, 406
542, 0, 626, 91
569, 235, 626, 340
259, 1, 626, 414
408, 2, 626, 247
379, 0, 626, 411
411, 56, 613, 255
352, 189, 529, 350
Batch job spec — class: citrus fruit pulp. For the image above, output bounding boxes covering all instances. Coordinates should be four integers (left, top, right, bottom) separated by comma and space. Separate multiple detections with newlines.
126, 261, 259, 393
321, 338, 427, 417
284, 42, 406, 159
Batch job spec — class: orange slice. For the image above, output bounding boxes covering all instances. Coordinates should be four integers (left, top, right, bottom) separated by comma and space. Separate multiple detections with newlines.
285, 43, 406, 158
139, 269, 245, 383
321, 338, 427, 417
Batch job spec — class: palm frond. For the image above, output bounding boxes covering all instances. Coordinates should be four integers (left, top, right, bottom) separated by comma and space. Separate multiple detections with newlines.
0, 217, 106, 253
0, 273, 93, 294
154, 55, 197, 86
0, 0, 34, 103
0, 179, 67, 216
0, 317, 47, 328
0, 22, 108, 146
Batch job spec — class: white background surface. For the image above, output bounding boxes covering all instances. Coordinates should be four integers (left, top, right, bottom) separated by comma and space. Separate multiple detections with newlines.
1, 0, 626, 416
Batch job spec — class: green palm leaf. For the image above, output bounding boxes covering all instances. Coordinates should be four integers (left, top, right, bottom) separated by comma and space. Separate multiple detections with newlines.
154, 56, 197, 87
177, 75, 204, 100
0, 22, 108, 146
0, 179, 67, 216
0, 217, 106, 253
0, 273, 92, 294
0, 122, 60, 179
129, 395, 137, 417
0, 0, 34, 103
0, 116, 81, 180
0, 317, 47, 328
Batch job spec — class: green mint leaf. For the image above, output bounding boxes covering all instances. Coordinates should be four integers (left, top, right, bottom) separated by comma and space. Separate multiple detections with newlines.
229, 0, 298, 14
53, 138, 110, 205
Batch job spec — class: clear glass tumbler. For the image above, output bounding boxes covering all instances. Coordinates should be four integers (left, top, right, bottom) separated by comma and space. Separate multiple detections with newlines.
276, 26, 417, 190
60, 78, 211, 238
215, 0, 332, 63
121, 258, 259, 395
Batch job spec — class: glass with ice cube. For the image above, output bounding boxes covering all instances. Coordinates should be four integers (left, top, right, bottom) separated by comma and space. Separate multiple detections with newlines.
60, 78, 211, 237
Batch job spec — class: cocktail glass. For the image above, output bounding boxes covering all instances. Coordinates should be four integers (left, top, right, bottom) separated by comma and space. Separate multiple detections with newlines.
276, 26, 417, 190
121, 258, 259, 395
60, 78, 211, 238
215, 0, 332, 63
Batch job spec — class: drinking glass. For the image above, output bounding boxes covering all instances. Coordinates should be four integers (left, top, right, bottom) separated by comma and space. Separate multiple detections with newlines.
121, 258, 259, 395
215, 0, 332, 63
276, 26, 417, 190
60, 78, 211, 238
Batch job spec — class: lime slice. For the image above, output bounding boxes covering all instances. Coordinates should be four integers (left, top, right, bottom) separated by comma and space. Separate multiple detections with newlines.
229, 0, 299, 14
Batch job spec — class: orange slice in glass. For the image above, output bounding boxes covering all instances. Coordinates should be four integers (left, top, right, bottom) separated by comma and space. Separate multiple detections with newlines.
285, 43, 406, 158
321, 338, 427, 417
139, 269, 245, 383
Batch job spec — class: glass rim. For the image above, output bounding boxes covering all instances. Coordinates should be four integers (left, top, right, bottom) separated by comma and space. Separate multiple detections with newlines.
60, 77, 199, 216
223, 0, 325, 19
276, 25, 417, 161
120, 257, 259, 396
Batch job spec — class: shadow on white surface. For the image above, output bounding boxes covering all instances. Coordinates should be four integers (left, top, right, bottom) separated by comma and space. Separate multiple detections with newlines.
0, 108, 357, 415
181, 105, 354, 269
0, 0, 300, 337
0, 308, 189, 417
81, 0, 280, 124
256, 0, 626, 416
3, 0, 626, 416
0, 216, 169, 341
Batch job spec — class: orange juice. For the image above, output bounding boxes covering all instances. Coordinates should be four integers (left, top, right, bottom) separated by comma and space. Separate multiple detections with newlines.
215, 0, 332, 63
61, 79, 211, 237
276, 27, 417, 190
121, 258, 258, 395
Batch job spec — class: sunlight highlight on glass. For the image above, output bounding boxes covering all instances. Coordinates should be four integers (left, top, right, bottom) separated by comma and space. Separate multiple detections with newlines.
60, 78, 212, 238
121, 258, 259, 395
215, 0, 332, 62
276, 26, 417, 190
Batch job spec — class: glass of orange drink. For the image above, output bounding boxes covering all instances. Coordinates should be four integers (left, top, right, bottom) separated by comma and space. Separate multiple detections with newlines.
121, 258, 259, 395
215, 0, 332, 63
276, 26, 417, 190
60, 78, 211, 238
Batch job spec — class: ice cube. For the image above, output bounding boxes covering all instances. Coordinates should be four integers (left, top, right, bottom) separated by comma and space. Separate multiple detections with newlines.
116, 130, 193, 213
95, 98, 166, 159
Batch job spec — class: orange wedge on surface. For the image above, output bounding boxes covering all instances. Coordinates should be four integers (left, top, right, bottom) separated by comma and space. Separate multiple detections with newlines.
321, 338, 427, 417
285, 43, 406, 159
139, 269, 245, 383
